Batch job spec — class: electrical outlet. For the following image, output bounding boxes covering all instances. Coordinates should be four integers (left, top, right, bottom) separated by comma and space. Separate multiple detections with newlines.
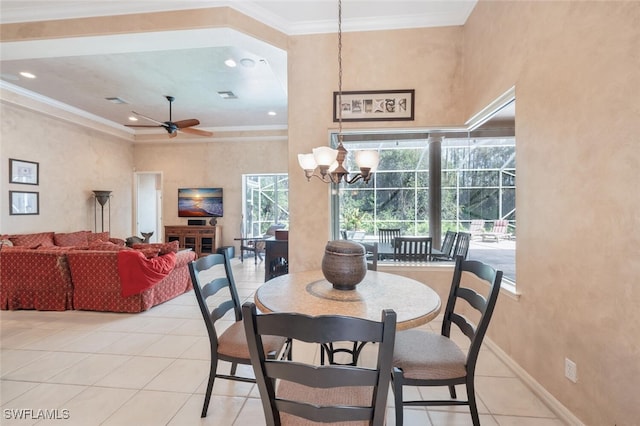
565, 358, 577, 383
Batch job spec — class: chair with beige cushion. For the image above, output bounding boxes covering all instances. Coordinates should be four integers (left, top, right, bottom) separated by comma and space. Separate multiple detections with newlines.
243, 301, 396, 426
391, 256, 503, 426
188, 247, 289, 417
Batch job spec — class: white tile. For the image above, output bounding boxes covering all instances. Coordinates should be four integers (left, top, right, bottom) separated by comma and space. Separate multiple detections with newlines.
48, 354, 130, 385
34, 386, 136, 426
0, 380, 38, 405
97, 332, 163, 355
57, 330, 131, 353
1, 383, 86, 423
0, 349, 47, 377
101, 389, 189, 426
168, 394, 246, 425
428, 410, 499, 426
20, 330, 91, 351
168, 318, 208, 336
139, 334, 200, 358
476, 346, 517, 378
476, 376, 556, 418
493, 416, 566, 426
145, 358, 209, 393
3, 351, 88, 382
94, 356, 173, 389
233, 397, 267, 426
1, 328, 58, 350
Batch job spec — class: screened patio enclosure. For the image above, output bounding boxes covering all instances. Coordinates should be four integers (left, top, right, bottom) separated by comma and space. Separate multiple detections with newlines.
242, 174, 289, 238
334, 133, 516, 239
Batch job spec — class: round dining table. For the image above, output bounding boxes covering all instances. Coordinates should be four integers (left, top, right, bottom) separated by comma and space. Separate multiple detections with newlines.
254, 269, 441, 330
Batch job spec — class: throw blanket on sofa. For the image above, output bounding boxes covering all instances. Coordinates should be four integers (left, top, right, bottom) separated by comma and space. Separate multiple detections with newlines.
117, 250, 177, 297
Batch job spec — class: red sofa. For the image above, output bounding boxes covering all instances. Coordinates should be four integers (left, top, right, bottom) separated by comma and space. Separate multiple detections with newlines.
67, 248, 195, 313
0, 248, 74, 310
0, 231, 196, 312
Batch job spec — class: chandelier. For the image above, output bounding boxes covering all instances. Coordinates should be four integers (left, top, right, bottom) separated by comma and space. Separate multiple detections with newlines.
297, 0, 380, 185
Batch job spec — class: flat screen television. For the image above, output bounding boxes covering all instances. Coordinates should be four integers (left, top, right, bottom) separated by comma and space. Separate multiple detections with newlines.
178, 188, 223, 217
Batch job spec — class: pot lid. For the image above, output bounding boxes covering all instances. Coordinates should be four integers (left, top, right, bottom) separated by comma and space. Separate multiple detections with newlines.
325, 240, 365, 255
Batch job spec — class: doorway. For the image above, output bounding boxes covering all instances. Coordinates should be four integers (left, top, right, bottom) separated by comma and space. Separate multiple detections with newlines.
134, 172, 162, 242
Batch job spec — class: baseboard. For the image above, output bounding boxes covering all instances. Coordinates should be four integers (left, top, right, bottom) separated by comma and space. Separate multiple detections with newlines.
484, 338, 585, 426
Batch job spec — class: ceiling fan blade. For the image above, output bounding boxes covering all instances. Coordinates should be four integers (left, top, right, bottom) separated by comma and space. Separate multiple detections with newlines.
125, 124, 162, 128
132, 111, 164, 126
180, 127, 213, 137
173, 119, 200, 129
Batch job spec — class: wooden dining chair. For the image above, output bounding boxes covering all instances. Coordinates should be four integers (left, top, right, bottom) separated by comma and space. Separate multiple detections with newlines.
188, 247, 289, 417
391, 256, 503, 426
451, 231, 471, 259
378, 228, 401, 245
431, 230, 457, 261
361, 241, 378, 271
243, 302, 396, 426
393, 236, 432, 261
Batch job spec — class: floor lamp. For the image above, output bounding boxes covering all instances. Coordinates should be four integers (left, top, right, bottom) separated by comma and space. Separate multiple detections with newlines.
93, 190, 112, 232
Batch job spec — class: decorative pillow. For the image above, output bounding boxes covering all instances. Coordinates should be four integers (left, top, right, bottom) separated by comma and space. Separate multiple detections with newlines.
87, 231, 110, 243
9, 232, 55, 248
109, 238, 126, 246
0, 239, 13, 247
132, 241, 179, 255
88, 241, 131, 251
138, 247, 161, 259
54, 231, 89, 247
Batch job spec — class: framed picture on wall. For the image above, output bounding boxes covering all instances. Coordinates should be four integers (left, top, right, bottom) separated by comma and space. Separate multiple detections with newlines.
9, 158, 39, 185
333, 89, 415, 122
9, 191, 39, 215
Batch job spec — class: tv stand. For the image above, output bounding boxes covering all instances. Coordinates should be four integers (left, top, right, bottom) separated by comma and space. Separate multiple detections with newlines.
165, 225, 221, 257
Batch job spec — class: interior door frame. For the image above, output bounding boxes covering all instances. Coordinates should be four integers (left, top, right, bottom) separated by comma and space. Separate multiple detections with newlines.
133, 171, 163, 242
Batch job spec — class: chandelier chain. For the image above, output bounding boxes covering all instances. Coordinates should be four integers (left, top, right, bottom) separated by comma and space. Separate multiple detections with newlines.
338, 0, 343, 139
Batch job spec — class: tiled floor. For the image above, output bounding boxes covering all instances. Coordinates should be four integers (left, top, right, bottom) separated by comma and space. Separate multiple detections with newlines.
1, 259, 565, 425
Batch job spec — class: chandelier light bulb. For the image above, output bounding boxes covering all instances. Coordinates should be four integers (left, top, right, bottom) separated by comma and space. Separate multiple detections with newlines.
355, 150, 380, 171
312, 146, 339, 167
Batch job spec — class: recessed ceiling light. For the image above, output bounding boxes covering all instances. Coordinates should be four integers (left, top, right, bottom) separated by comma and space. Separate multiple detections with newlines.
217, 91, 237, 99
224, 59, 237, 67
240, 58, 256, 68
128, 116, 138, 121
19, 71, 36, 79
268, 111, 277, 116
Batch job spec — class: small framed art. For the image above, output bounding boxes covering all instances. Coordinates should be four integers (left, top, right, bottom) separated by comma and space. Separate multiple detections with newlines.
9, 191, 39, 215
9, 158, 39, 185
333, 89, 415, 122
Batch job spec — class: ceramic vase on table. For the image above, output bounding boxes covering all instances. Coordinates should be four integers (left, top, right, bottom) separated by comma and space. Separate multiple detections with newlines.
321, 240, 367, 290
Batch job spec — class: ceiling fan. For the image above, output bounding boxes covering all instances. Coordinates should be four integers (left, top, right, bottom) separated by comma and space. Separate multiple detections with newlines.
126, 95, 213, 138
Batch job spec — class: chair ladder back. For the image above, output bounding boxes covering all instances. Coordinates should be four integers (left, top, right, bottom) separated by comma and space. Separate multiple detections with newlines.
394, 236, 432, 261
441, 231, 457, 256
452, 258, 503, 368
452, 232, 471, 259
379, 228, 401, 244
243, 303, 396, 426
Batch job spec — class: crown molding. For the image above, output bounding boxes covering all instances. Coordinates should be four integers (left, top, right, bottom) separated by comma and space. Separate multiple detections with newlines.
1, 80, 134, 141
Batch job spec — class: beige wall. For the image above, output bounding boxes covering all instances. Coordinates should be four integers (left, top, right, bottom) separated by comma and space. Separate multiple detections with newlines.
287, 26, 465, 272
0, 102, 134, 236
133, 139, 288, 248
287, 2, 639, 423
461, 1, 640, 423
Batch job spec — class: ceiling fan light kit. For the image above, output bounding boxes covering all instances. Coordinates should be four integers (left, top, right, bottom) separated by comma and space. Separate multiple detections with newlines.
125, 95, 213, 138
